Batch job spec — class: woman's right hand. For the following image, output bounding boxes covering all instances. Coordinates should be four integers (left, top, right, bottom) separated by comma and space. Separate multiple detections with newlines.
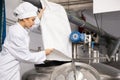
45, 48, 54, 55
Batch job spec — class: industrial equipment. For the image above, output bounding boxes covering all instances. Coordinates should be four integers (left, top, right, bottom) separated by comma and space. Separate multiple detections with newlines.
22, 0, 120, 80
22, 62, 101, 80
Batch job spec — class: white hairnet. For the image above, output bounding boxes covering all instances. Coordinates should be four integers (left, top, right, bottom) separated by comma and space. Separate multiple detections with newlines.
13, 2, 38, 19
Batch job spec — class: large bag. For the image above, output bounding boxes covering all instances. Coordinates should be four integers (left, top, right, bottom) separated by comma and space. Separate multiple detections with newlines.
40, 0, 72, 60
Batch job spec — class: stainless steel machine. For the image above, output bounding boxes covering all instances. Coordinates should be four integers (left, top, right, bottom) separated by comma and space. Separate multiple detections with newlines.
22, 62, 101, 80
22, 0, 120, 80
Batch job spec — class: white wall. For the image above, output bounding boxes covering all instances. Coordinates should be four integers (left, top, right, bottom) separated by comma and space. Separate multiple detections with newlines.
5, 0, 21, 21
93, 0, 120, 13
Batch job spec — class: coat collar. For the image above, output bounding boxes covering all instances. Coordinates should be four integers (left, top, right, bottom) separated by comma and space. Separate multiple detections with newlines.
16, 22, 29, 35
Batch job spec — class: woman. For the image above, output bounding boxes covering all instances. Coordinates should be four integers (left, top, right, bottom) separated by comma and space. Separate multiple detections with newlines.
0, 2, 53, 80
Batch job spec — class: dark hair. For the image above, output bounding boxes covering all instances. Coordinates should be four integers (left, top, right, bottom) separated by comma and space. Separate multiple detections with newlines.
23, 0, 42, 8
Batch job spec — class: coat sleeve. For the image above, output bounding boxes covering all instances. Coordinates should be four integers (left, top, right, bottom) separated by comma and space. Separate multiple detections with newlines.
8, 31, 46, 64
30, 17, 41, 34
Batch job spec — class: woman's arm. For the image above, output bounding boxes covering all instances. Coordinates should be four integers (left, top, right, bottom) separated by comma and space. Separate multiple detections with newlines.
30, 8, 45, 33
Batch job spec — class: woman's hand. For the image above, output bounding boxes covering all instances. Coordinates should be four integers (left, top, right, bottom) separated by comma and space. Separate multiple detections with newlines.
45, 48, 54, 55
37, 8, 45, 19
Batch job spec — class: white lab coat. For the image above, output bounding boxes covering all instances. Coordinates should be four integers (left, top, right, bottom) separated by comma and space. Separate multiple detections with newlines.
0, 18, 46, 80
40, 0, 72, 59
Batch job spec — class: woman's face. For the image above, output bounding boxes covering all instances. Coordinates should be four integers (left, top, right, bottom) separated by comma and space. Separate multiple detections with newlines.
23, 17, 36, 29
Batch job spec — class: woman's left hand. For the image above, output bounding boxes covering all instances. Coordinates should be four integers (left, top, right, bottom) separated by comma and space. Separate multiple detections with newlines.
37, 8, 45, 19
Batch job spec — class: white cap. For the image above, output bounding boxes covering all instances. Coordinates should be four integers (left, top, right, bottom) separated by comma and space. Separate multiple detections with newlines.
13, 2, 38, 19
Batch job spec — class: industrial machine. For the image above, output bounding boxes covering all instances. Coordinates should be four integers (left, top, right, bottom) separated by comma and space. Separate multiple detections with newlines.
22, 62, 101, 80
69, 30, 120, 80
22, 0, 120, 80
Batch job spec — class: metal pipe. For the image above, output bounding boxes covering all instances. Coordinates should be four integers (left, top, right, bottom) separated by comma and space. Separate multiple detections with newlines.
23, 0, 93, 11
67, 13, 118, 40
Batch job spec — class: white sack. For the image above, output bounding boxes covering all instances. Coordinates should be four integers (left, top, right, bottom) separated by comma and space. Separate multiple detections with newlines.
40, 0, 72, 61
47, 49, 71, 61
